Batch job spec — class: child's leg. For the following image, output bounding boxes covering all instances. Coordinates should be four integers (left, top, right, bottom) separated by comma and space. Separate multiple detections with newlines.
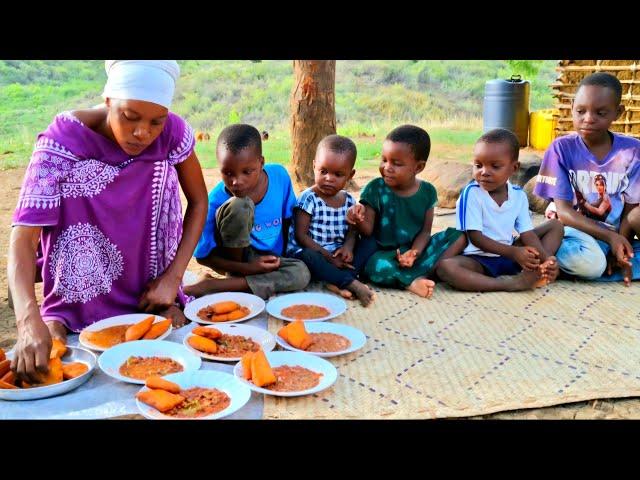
533, 219, 564, 283
436, 256, 540, 292
245, 257, 311, 300
350, 235, 379, 274
297, 249, 354, 299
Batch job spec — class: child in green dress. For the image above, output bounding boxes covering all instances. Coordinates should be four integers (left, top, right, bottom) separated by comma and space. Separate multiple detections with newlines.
347, 125, 462, 298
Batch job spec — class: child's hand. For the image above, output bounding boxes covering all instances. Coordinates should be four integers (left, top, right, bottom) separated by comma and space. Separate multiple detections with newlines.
346, 204, 365, 225
248, 255, 281, 274
606, 251, 633, 287
396, 249, 418, 268
329, 254, 355, 270
538, 256, 559, 283
333, 247, 354, 264
513, 246, 540, 270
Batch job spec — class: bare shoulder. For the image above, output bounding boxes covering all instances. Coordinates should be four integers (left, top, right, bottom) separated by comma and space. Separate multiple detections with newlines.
69, 107, 108, 130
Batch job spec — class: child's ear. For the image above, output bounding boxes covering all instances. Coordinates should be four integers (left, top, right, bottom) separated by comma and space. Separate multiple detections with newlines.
415, 160, 426, 174
513, 160, 520, 174
349, 168, 356, 180
259, 155, 265, 167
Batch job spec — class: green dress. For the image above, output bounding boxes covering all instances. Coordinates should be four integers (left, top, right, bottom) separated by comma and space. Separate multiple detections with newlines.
360, 177, 462, 287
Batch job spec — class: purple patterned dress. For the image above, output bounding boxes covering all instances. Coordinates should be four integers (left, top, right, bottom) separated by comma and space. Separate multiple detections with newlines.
12, 111, 195, 332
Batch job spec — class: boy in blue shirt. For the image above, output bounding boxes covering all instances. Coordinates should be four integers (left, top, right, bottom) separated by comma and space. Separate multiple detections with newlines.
186, 124, 310, 299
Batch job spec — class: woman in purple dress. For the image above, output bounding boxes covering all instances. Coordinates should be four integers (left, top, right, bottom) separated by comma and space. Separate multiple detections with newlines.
8, 61, 208, 383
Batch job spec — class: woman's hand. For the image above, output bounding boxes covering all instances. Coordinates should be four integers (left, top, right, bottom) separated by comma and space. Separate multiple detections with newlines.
139, 272, 181, 314
12, 315, 52, 384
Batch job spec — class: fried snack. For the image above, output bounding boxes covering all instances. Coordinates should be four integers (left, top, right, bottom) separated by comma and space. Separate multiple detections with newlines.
136, 389, 185, 413
142, 319, 172, 340
0, 379, 17, 389
145, 376, 181, 394
125, 315, 156, 342
0, 348, 5, 362
1, 370, 15, 386
23, 357, 64, 388
61, 362, 89, 380
241, 352, 255, 380
279, 320, 313, 350
187, 335, 218, 354
212, 307, 250, 322
50, 338, 67, 359
250, 349, 276, 388
0, 359, 10, 378
213, 301, 241, 314
192, 326, 223, 339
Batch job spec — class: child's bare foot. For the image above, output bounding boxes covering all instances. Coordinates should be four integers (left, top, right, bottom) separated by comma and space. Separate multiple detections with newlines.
183, 273, 216, 298
506, 269, 542, 291
326, 283, 354, 300
407, 277, 436, 299
346, 280, 376, 307
538, 256, 559, 286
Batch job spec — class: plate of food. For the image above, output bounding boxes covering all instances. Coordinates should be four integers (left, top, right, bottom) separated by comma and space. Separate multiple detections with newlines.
266, 292, 347, 322
184, 292, 265, 325
98, 340, 201, 385
0, 343, 96, 401
183, 324, 276, 362
135, 370, 251, 420
233, 350, 337, 397
79, 314, 172, 352
275, 320, 366, 357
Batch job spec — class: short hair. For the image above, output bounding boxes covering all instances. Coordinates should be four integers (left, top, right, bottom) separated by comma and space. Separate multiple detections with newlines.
317, 134, 357, 167
217, 124, 262, 156
385, 125, 431, 162
578, 72, 622, 104
477, 128, 520, 162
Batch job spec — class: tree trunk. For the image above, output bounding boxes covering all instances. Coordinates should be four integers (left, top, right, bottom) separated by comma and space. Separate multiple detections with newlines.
290, 60, 336, 190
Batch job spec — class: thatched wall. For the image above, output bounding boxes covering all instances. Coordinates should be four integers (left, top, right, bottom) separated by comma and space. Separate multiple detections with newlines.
552, 60, 640, 139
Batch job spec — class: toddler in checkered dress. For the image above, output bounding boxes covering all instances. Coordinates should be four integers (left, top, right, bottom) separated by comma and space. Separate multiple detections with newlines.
288, 135, 377, 306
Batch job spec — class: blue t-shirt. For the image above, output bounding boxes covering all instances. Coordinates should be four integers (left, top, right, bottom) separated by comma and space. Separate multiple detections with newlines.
194, 164, 296, 258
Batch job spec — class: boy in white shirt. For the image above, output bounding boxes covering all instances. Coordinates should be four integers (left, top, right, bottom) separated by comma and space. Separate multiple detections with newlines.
436, 128, 564, 291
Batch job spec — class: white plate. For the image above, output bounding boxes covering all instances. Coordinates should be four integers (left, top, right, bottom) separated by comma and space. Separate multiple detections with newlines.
266, 292, 347, 322
275, 322, 367, 357
98, 340, 202, 385
136, 370, 251, 420
79, 314, 172, 352
184, 292, 265, 325
232, 351, 337, 397
0, 346, 97, 401
183, 324, 276, 362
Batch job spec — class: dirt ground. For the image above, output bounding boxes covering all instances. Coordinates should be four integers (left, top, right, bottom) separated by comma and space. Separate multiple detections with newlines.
2, 165, 640, 419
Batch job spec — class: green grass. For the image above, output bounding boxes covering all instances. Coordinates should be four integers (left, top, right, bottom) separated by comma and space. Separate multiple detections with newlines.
0, 60, 556, 170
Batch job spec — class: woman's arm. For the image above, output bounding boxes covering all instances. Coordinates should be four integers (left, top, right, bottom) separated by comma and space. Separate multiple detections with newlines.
139, 152, 208, 312
8, 226, 52, 382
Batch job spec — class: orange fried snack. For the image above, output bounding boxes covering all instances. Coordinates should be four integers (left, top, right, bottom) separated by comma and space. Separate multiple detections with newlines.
125, 315, 156, 342
250, 349, 276, 388
1, 370, 15, 386
0, 379, 17, 389
0, 359, 10, 378
50, 338, 67, 359
142, 319, 172, 340
136, 389, 185, 413
279, 320, 313, 350
192, 326, 222, 339
213, 301, 241, 314
212, 307, 250, 322
241, 351, 255, 380
61, 362, 89, 380
23, 357, 64, 388
187, 334, 218, 354
145, 376, 181, 394
0, 348, 5, 362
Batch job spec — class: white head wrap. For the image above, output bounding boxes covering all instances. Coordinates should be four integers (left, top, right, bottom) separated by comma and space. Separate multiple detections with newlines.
102, 60, 180, 109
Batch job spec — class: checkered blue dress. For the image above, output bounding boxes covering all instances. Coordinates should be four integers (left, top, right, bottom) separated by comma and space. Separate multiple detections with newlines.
287, 187, 356, 255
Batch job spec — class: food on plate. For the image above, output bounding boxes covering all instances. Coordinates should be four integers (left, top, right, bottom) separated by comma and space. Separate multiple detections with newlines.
267, 366, 323, 392
0, 348, 5, 362
278, 320, 312, 350
119, 356, 183, 380
22, 358, 64, 388
61, 362, 89, 380
248, 349, 277, 387
82, 324, 131, 348
0, 359, 10, 378
136, 389, 185, 413
142, 319, 172, 340
279, 321, 351, 352
197, 302, 250, 322
214, 334, 260, 358
187, 335, 218, 354
50, 338, 67, 359
145, 376, 181, 394
125, 315, 156, 342
280, 304, 330, 320
241, 352, 254, 380
163, 387, 231, 418
192, 326, 222, 339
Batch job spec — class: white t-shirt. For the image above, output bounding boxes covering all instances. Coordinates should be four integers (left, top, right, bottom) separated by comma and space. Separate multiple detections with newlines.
455, 181, 534, 257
